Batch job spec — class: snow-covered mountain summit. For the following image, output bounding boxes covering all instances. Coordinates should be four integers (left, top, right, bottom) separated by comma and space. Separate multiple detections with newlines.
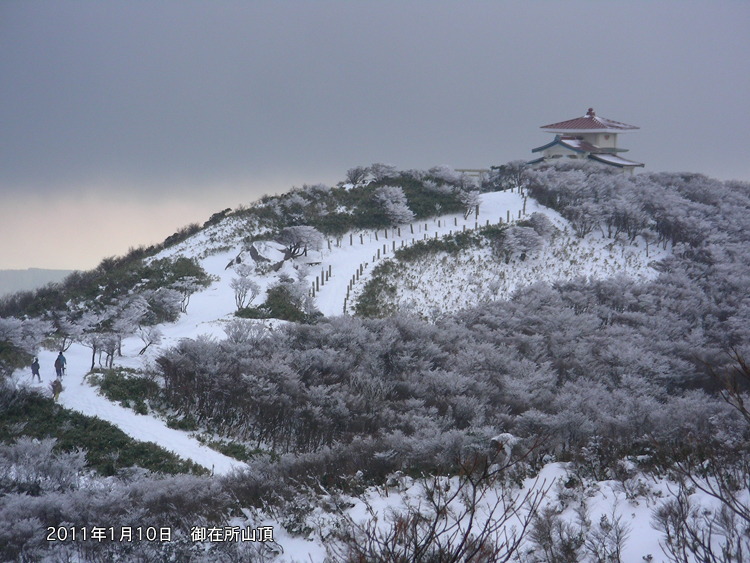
4, 162, 750, 563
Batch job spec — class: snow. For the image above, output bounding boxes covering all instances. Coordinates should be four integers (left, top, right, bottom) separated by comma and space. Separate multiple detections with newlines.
11, 189, 671, 474
8, 188, 682, 562
271, 462, 688, 562
344, 194, 669, 318
591, 153, 644, 167
18, 345, 243, 475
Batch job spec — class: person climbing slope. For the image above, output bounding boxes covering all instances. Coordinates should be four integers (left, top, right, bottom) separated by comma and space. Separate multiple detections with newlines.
31, 357, 41, 382
54, 351, 67, 378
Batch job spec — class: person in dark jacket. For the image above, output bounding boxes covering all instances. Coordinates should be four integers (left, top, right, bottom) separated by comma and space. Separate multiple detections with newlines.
54, 352, 66, 378
31, 357, 41, 382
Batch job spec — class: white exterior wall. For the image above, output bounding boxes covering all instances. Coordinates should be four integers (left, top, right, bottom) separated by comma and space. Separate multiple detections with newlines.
596, 133, 618, 148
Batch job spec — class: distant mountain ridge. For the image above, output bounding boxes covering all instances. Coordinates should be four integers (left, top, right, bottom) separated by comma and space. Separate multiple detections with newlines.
0, 268, 74, 297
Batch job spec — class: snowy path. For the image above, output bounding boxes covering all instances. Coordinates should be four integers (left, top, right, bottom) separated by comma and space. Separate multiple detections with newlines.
312, 190, 533, 316
18, 346, 244, 475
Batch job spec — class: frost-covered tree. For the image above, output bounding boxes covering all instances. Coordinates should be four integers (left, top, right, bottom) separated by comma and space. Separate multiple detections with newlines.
51, 315, 86, 353
528, 211, 557, 239
372, 185, 415, 225
346, 166, 370, 185
230, 276, 261, 310
458, 189, 482, 220
423, 179, 455, 195
428, 165, 462, 185
223, 318, 266, 345
491, 160, 528, 192
110, 294, 150, 356
369, 163, 398, 182
0, 317, 52, 377
170, 276, 205, 314
498, 226, 545, 262
73, 311, 112, 372
137, 326, 163, 355
275, 226, 324, 259
141, 287, 184, 325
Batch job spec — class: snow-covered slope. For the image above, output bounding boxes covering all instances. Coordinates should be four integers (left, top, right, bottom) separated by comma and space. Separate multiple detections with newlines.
10, 188, 682, 561
16, 188, 670, 477
346, 194, 669, 319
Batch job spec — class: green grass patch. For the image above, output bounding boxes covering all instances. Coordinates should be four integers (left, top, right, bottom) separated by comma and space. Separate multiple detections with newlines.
166, 414, 199, 431
235, 306, 270, 319
353, 261, 401, 318
198, 437, 277, 462
90, 368, 161, 415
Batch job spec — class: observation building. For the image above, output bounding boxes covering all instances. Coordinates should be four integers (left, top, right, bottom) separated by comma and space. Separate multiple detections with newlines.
530, 108, 644, 174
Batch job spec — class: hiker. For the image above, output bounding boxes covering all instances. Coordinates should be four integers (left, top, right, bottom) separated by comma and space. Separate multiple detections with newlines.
51, 379, 62, 402
31, 357, 41, 382
54, 352, 67, 378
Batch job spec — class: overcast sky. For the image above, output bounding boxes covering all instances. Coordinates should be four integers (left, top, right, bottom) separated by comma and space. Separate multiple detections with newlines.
1, 1, 748, 270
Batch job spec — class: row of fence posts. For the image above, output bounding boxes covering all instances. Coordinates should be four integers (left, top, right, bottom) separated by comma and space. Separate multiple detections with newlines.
310, 264, 333, 297
315, 195, 529, 311
342, 263, 366, 313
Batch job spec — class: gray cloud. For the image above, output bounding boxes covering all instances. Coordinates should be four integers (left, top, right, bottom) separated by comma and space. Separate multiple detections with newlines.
1, 1, 749, 267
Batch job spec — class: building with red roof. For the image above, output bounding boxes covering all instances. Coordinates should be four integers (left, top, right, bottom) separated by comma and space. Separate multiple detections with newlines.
530, 108, 644, 173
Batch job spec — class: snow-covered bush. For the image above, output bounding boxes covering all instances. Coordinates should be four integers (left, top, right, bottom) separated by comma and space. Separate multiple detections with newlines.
369, 163, 398, 182
372, 185, 415, 225
275, 226, 324, 258
458, 189, 482, 219
0, 317, 51, 377
428, 164, 462, 185
497, 226, 544, 262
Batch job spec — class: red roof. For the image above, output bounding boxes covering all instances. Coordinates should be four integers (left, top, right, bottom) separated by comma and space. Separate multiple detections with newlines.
541, 108, 639, 132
